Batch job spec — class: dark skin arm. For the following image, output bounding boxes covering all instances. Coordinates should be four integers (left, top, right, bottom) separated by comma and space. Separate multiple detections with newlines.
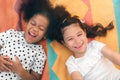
0, 45, 12, 72
0, 56, 12, 72
8, 56, 41, 80
0, 45, 2, 49
0, 45, 41, 80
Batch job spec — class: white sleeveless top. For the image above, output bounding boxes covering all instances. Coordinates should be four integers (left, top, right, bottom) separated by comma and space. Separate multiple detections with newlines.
66, 40, 120, 80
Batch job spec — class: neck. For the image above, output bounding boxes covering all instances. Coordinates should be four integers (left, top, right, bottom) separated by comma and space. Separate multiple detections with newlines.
74, 52, 85, 58
74, 48, 87, 58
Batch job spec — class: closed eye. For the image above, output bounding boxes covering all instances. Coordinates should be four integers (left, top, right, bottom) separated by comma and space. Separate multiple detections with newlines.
67, 38, 73, 41
30, 21, 36, 26
77, 33, 82, 37
39, 26, 45, 31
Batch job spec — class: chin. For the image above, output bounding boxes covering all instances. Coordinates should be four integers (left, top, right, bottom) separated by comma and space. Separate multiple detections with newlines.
76, 49, 86, 54
27, 41, 32, 44
26, 40, 33, 44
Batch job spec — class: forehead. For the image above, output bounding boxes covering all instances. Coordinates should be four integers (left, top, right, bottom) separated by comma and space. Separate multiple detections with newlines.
31, 14, 49, 22
62, 23, 83, 34
30, 14, 49, 28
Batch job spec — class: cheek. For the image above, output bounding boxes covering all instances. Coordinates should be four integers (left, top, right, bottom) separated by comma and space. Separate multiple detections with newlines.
84, 37, 88, 43
65, 42, 74, 50
37, 31, 45, 38
81, 36, 88, 42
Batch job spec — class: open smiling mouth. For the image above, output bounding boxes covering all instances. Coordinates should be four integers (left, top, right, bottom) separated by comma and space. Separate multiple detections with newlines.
75, 42, 83, 49
28, 31, 37, 37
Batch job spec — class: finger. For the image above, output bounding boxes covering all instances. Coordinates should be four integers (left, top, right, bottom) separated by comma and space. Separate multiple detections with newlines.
5, 58, 13, 63
3, 56, 10, 59
0, 64, 11, 72
3, 56, 11, 61
15, 56, 20, 62
1, 56, 10, 60
0, 67, 4, 72
7, 65, 13, 72
3, 60, 12, 66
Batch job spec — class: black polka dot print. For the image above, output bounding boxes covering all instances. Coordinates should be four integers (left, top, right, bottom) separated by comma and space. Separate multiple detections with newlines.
0, 29, 46, 80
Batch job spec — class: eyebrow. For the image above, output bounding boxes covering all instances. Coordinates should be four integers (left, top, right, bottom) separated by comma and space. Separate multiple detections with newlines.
31, 19, 47, 29
64, 34, 73, 40
77, 31, 83, 34
64, 31, 83, 39
31, 19, 36, 23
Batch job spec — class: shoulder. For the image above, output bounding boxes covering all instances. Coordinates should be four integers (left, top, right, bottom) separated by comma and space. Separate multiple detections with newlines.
89, 40, 105, 46
66, 56, 75, 67
88, 40, 106, 50
5, 29, 17, 33
32, 44, 46, 58
65, 56, 79, 74
0, 29, 18, 37
32, 44, 44, 51
4, 29, 22, 35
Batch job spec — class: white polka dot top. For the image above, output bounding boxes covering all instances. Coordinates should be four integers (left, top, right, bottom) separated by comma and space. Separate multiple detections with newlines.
0, 29, 46, 80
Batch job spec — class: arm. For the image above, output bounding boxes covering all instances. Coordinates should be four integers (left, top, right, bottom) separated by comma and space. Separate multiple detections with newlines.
18, 68, 41, 80
8, 56, 41, 80
0, 45, 2, 49
101, 46, 120, 65
71, 71, 83, 80
0, 30, 16, 72
66, 56, 83, 80
0, 55, 12, 72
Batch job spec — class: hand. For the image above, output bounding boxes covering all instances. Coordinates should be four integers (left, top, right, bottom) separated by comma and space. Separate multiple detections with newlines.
7, 56, 24, 74
0, 56, 12, 72
8, 56, 41, 80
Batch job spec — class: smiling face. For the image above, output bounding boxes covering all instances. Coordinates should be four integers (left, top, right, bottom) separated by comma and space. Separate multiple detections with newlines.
24, 14, 49, 44
62, 23, 88, 57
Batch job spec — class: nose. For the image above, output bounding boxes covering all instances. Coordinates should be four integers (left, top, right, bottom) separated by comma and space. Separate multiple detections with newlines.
74, 37, 81, 44
33, 26, 39, 32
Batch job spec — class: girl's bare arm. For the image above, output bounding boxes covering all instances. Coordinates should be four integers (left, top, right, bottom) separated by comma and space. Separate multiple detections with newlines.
102, 46, 120, 65
71, 71, 83, 80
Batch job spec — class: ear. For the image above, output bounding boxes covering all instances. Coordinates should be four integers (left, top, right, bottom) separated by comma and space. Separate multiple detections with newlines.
61, 41, 67, 47
21, 13, 27, 31
61, 41, 64, 44
22, 22, 28, 31
83, 29, 87, 36
22, 0, 28, 3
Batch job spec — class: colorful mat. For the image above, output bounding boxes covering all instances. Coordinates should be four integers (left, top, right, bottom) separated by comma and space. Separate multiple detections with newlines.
48, 0, 120, 80
0, 0, 120, 80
